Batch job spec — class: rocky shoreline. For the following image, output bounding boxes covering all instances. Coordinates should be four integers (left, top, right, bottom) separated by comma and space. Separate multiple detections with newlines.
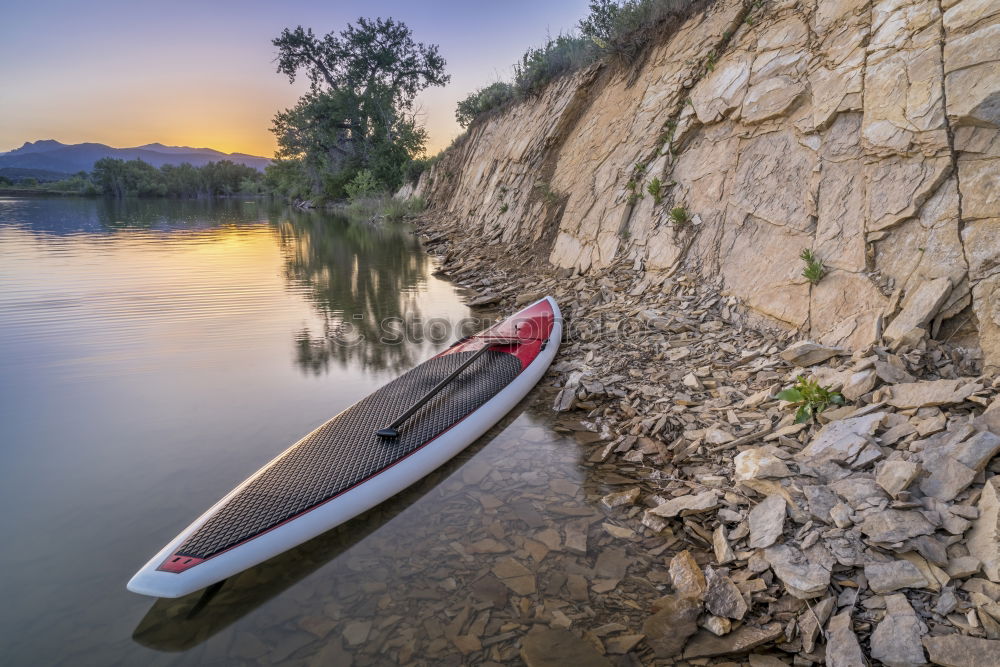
416, 211, 1000, 665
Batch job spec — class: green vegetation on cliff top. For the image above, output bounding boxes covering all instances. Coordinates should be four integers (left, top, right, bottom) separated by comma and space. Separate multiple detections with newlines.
456, 0, 708, 129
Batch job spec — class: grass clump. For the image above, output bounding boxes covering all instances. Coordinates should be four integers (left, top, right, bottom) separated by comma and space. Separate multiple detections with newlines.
625, 161, 646, 205
704, 49, 717, 72
346, 194, 425, 222
534, 181, 561, 207
800, 248, 825, 284
381, 196, 426, 222
658, 120, 677, 154
647, 177, 664, 205
499, 203, 509, 214
669, 206, 689, 225
777, 376, 845, 424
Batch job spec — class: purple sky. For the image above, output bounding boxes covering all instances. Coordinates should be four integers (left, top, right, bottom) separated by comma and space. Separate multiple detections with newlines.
0, 0, 591, 156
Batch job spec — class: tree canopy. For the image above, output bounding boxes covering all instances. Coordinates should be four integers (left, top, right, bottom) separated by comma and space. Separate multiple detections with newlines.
269, 18, 449, 200
91, 158, 262, 198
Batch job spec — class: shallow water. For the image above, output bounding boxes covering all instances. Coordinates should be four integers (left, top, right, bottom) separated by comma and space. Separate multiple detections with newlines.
0, 197, 671, 665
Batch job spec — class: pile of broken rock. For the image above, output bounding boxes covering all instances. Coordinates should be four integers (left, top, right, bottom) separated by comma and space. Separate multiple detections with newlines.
579, 327, 1000, 665
630, 345, 1000, 666
419, 219, 1000, 665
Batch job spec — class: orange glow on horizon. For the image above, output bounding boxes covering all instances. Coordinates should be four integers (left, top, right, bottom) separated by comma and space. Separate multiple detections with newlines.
1, 64, 461, 158
0, 2, 589, 161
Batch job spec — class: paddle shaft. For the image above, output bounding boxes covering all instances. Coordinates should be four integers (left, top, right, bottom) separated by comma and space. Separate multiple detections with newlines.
376, 338, 519, 438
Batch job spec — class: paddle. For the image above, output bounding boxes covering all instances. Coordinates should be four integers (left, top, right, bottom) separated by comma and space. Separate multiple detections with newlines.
375, 337, 521, 438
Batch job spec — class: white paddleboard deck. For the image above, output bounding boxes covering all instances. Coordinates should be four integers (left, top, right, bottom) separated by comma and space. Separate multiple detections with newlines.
128, 297, 561, 598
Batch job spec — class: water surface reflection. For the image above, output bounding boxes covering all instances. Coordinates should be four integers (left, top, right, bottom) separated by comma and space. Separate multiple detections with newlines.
273, 211, 483, 375
0, 197, 672, 665
0, 197, 475, 664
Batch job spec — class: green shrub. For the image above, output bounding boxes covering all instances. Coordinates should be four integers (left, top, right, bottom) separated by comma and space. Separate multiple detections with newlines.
402, 157, 432, 185
454, 0, 704, 128
318, 167, 361, 201
800, 248, 825, 284
456, 82, 517, 127
705, 49, 717, 72
514, 34, 595, 97
669, 206, 689, 225
777, 376, 845, 423
580, 0, 696, 62
647, 177, 663, 205
499, 203, 509, 214
344, 170, 380, 202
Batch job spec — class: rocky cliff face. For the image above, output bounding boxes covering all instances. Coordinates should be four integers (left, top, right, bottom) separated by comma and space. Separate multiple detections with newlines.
411, 0, 1000, 369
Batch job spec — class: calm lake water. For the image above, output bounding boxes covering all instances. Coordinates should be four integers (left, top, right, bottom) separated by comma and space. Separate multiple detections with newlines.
0, 197, 670, 666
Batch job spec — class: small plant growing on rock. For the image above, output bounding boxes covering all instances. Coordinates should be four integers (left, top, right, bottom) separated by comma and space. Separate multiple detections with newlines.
659, 120, 676, 150
669, 206, 689, 225
625, 169, 644, 205
534, 181, 560, 207
499, 203, 509, 214
705, 49, 717, 72
800, 248, 825, 284
647, 177, 664, 205
626, 182, 643, 206
777, 376, 845, 423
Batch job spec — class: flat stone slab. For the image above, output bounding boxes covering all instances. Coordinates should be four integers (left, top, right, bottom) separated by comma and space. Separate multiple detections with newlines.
748, 494, 786, 548
796, 412, 885, 466
871, 594, 927, 667
826, 611, 866, 667
779, 340, 848, 366
860, 509, 935, 543
886, 379, 980, 409
682, 622, 784, 658
865, 560, 929, 593
649, 490, 720, 518
521, 628, 612, 667
669, 549, 707, 599
883, 277, 953, 344
764, 544, 831, 598
923, 634, 1000, 667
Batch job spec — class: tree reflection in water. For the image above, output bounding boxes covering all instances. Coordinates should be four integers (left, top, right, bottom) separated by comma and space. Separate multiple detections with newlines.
273, 208, 457, 375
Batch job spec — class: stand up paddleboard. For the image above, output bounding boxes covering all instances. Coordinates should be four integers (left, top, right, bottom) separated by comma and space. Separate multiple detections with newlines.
128, 297, 561, 598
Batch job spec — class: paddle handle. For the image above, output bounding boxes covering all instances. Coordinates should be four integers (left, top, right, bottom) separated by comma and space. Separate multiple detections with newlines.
376, 337, 520, 438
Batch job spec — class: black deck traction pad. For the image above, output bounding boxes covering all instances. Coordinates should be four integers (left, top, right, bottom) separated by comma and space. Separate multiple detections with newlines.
175, 349, 522, 560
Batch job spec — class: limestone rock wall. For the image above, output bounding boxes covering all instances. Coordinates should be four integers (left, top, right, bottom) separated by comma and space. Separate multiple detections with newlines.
414, 0, 1000, 368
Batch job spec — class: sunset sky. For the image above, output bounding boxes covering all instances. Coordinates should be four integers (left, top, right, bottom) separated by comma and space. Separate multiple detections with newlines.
0, 0, 591, 158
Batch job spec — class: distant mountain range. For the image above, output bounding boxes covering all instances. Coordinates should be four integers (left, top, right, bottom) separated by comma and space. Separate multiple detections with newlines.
0, 140, 272, 176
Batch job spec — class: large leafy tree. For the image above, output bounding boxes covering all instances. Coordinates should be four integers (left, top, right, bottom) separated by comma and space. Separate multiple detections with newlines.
270, 18, 449, 195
